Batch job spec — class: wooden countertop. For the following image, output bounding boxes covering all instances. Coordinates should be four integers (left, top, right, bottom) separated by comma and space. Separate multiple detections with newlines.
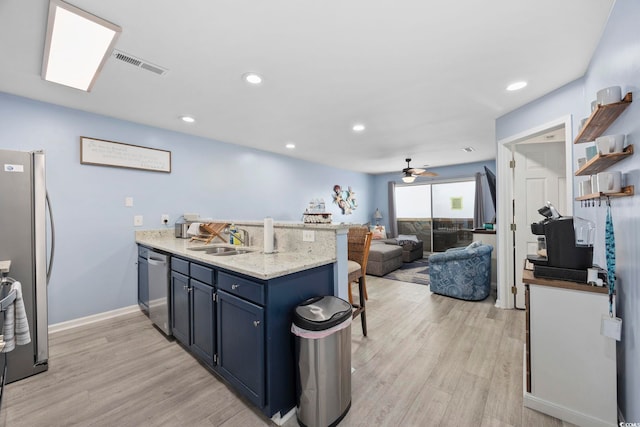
522, 269, 608, 294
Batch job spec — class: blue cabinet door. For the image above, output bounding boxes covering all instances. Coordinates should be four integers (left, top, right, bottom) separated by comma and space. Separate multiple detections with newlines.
171, 271, 190, 346
217, 290, 265, 408
137, 256, 149, 314
191, 279, 215, 367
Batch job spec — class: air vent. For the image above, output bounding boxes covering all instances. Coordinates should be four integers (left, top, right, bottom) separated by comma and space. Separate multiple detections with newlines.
111, 50, 168, 76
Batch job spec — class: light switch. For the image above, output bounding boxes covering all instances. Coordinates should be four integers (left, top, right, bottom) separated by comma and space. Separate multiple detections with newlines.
134, 215, 143, 226
125, 197, 134, 207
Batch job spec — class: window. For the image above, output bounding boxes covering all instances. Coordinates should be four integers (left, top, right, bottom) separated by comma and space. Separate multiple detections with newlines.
395, 179, 476, 252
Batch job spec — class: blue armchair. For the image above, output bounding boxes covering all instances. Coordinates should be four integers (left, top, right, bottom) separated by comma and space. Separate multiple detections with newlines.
428, 243, 493, 301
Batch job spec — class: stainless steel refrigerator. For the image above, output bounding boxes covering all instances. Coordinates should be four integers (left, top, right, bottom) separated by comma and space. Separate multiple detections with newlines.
0, 149, 53, 383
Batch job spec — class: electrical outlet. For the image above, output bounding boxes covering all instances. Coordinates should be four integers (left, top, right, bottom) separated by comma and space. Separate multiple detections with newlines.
134, 215, 143, 226
161, 214, 170, 225
302, 230, 315, 242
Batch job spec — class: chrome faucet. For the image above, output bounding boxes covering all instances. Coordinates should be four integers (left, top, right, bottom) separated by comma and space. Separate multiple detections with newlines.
226, 226, 249, 246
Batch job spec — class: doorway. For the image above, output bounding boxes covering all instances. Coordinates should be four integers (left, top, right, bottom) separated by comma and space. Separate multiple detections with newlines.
496, 116, 573, 309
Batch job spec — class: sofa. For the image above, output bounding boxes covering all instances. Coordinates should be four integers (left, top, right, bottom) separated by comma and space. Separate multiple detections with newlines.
428, 242, 493, 301
366, 236, 424, 276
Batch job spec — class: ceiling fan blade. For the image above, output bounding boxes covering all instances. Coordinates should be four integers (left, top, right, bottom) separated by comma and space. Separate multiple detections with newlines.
408, 167, 426, 174
416, 171, 438, 177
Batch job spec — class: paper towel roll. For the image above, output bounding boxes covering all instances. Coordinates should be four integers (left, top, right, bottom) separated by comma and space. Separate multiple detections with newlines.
264, 217, 274, 253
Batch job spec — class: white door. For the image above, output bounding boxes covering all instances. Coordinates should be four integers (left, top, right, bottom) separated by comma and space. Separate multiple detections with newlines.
512, 141, 566, 308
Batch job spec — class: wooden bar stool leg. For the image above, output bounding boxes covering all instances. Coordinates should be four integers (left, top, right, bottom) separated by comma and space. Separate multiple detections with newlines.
358, 277, 367, 337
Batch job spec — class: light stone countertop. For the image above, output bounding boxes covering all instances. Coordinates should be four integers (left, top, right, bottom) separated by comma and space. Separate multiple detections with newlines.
135, 229, 336, 280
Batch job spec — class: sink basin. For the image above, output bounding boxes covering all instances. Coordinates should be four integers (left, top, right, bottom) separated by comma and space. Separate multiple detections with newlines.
187, 245, 256, 256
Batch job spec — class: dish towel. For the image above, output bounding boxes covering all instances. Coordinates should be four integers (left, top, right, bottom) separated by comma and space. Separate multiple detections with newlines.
605, 205, 616, 314
1, 281, 31, 353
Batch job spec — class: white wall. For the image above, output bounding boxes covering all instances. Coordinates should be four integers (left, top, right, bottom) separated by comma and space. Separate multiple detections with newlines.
0, 92, 374, 324
496, 0, 640, 420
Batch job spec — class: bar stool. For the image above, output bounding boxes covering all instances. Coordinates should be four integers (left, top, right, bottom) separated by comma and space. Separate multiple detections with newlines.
347, 227, 372, 336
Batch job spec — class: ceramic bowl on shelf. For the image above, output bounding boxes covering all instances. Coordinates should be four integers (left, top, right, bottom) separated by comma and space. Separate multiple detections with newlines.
590, 100, 597, 112
597, 171, 622, 194
596, 86, 622, 105
585, 144, 598, 160
577, 157, 587, 169
595, 134, 625, 154
579, 180, 592, 197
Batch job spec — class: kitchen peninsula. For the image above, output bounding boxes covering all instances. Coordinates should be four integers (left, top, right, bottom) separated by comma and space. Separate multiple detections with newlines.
135, 221, 349, 422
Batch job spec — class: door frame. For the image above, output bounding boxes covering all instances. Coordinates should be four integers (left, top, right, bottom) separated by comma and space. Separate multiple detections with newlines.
496, 115, 573, 309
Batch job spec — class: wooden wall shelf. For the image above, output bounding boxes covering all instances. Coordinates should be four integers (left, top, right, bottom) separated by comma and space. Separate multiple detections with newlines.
575, 185, 634, 201
574, 92, 632, 144
575, 144, 633, 176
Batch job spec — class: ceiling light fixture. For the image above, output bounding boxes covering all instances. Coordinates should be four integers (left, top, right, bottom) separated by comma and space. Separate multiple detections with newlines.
506, 81, 528, 91
352, 123, 366, 132
462, 147, 475, 152
285, 143, 296, 149
41, 0, 121, 92
402, 175, 416, 183
243, 72, 263, 85
180, 116, 195, 123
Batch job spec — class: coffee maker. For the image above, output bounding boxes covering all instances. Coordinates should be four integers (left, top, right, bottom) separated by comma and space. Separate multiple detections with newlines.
527, 202, 594, 282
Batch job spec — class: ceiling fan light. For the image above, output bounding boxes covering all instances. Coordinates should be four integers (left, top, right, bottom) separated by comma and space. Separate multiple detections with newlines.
402, 175, 416, 183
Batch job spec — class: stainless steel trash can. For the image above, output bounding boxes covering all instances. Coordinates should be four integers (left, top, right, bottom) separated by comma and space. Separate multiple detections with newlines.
292, 296, 352, 427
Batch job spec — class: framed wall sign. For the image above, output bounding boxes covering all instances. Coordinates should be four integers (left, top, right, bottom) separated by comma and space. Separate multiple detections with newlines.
80, 137, 171, 173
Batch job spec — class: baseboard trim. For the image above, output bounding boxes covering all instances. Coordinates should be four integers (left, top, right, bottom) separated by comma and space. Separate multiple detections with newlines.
49, 305, 141, 334
523, 392, 614, 427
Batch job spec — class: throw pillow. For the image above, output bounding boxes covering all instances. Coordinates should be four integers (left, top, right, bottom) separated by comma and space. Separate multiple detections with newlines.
370, 225, 387, 239
465, 240, 483, 250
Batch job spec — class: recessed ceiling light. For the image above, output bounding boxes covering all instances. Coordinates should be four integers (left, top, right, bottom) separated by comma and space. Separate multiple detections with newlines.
352, 123, 366, 132
243, 72, 263, 85
507, 81, 527, 91
462, 147, 475, 152
180, 115, 195, 123
285, 143, 295, 149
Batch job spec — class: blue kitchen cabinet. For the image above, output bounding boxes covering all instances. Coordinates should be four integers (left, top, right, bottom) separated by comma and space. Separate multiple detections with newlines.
191, 278, 216, 367
170, 256, 216, 368
215, 265, 334, 418
217, 290, 265, 407
170, 270, 190, 346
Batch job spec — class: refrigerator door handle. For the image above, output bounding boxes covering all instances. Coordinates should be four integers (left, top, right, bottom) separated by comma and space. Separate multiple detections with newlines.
46, 192, 55, 285
33, 151, 49, 365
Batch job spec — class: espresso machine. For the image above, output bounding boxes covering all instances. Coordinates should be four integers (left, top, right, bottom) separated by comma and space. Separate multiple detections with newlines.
527, 203, 595, 282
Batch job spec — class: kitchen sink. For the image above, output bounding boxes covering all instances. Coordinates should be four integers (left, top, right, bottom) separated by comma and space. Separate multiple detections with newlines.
187, 245, 256, 256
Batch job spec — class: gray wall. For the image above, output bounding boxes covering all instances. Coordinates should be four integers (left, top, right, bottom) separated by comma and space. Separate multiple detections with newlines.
496, 0, 640, 419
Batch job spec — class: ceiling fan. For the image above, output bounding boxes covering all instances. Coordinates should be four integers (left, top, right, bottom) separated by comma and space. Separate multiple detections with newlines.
401, 158, 437, 183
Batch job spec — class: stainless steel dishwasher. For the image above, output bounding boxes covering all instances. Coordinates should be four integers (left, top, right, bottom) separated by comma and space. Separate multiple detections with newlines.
147, 250, 171, 335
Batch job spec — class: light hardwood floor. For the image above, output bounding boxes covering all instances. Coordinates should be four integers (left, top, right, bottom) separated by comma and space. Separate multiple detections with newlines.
2, 276, 574, 426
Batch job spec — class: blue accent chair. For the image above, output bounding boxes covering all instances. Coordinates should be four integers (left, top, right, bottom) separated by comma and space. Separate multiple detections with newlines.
428, 243, 493, 301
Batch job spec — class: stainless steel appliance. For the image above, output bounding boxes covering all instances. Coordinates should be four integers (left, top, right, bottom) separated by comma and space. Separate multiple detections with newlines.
174, 218, 192, 238
147, 250, 171, 335
0, 149, 54, 383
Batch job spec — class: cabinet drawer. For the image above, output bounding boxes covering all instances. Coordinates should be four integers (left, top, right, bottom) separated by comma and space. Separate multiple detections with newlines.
218, 272, 264, 305
191, 263, 215, 285
171, 257, 189, 276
